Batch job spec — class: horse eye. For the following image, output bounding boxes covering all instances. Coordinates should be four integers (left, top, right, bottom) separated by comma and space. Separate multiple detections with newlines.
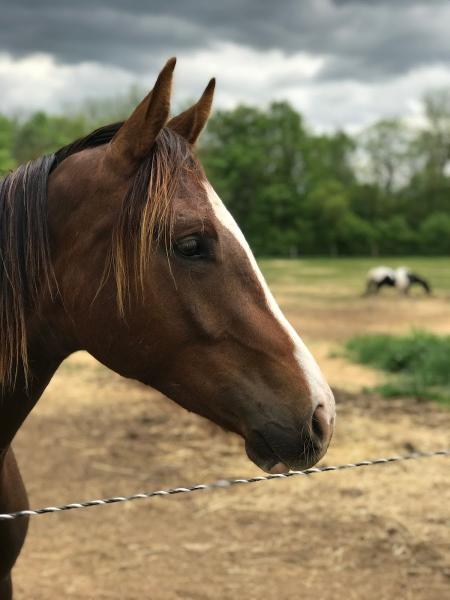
174, 236, 203, 258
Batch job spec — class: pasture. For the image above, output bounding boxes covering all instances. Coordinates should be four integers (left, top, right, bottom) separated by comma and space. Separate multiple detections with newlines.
14, 257, 450, 599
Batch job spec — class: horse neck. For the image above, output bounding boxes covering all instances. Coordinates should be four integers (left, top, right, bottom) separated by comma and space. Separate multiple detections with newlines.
0, 317, 74, 453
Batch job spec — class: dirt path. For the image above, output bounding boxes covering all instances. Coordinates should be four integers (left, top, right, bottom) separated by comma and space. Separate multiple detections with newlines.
10, 268, 450, 599
12, 348, 450, 600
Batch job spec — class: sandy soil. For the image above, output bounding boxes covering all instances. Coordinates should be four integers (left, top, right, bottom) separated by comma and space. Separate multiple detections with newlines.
11, 285, 450, 599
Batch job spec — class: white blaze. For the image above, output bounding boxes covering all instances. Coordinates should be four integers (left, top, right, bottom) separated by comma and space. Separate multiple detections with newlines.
204, 181, 335, 421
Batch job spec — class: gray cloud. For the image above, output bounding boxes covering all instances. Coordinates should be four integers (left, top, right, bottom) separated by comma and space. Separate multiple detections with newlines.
0, 0, 449, 81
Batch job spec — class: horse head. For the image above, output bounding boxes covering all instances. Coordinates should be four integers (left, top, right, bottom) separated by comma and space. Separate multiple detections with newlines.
48, 58, 335, 473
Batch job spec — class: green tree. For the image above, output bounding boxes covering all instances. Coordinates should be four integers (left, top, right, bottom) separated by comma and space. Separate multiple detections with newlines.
304, 179, 351, 256
201, 102, 308, 255
0, 115, 16, 174
1, 86, 449, 256
419, 212, 450, 255
12, 112, 87, 163
417, 89, 450, 179
375, 216, 417, 255
359, 119, 414, 194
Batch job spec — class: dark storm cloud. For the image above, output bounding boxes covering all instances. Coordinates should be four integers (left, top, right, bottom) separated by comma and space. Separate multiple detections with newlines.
0, 0, 449, 80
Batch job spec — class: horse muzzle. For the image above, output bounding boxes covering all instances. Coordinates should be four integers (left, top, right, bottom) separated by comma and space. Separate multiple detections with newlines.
244, 403, 334, 473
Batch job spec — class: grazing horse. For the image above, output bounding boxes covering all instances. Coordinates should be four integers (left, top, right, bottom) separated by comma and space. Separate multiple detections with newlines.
365, 266, 431, 295
0, 59, 335, 598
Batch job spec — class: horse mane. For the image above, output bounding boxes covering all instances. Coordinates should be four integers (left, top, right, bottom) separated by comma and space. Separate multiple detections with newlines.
53, 122, 124, 166
0, 155, 56, 387
0, 122, 202, 387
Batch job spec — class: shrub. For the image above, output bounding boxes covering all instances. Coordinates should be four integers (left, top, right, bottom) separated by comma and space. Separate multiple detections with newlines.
345, 331, 450, 405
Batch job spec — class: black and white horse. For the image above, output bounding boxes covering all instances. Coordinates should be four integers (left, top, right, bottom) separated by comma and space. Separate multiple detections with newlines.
365, 266, 431, 295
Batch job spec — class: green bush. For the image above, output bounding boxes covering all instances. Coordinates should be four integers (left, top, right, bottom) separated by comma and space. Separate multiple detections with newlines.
419, 213, 450, 255
345, 331, 450, 405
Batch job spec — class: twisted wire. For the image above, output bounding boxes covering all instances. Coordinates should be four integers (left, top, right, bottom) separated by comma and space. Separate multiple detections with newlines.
0, 449, 448, 522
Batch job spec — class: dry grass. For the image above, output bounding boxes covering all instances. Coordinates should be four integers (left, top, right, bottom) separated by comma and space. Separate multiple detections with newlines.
13, 258, 450, 599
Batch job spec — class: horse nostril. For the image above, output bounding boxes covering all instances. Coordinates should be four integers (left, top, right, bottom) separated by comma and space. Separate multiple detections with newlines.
311, 403, 333, 447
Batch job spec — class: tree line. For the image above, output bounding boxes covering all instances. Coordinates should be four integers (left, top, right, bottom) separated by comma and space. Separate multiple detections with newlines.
1, 88, 449, 256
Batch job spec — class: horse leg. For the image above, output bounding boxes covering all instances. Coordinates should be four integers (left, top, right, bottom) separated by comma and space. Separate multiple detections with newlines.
0, 448, 29, 600
0, 574, 12, 600
375, 280, 385, 294
365, 280, 377, 295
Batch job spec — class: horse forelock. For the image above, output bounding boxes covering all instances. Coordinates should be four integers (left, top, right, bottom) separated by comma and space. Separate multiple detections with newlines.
110, 127, 204, 313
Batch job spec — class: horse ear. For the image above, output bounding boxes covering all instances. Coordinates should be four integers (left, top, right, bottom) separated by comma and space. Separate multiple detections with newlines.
168, 78, 215, 145
107, 57, 176, 176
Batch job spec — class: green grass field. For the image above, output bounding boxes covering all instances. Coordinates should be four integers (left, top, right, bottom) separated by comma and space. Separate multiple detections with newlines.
260, 256, 450, 293
258, 257, 450, 405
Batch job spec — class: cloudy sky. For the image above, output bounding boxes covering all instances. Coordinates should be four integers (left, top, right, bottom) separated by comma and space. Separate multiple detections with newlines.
1, 0, 449, 130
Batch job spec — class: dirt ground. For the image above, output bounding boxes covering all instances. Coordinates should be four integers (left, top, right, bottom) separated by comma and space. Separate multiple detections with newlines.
12, 265, 450, 599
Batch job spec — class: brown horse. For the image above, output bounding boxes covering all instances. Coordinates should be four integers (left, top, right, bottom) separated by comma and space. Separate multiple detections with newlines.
0, 58, 335, 598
